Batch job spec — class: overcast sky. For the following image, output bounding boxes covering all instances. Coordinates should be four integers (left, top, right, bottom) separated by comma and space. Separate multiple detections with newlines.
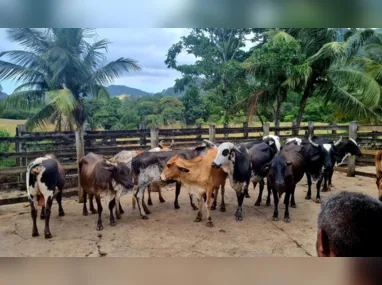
0, 28, 195, 94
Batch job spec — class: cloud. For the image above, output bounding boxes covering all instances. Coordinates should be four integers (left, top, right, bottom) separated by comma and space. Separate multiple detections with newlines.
0, 28, 195, 94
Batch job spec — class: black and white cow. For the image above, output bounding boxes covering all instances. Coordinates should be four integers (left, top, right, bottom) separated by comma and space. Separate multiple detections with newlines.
248, 135, 281, 206
26, 155, 65, 238
285, 136, 342, 203
211, 142, 251, 221
131, 141, 215, 219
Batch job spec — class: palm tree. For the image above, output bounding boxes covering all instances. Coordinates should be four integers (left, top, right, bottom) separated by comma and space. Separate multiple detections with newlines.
0, 28, 140, 131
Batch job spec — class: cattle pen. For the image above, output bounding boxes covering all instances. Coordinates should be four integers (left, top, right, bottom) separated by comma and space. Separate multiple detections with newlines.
0, 121, 380, 257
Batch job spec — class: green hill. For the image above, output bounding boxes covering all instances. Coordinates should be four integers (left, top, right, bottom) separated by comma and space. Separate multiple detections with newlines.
107, 85, 152, 97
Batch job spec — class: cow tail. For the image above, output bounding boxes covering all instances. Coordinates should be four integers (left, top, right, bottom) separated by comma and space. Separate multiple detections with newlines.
375, 150, 382, 177
132, 195, 136, 209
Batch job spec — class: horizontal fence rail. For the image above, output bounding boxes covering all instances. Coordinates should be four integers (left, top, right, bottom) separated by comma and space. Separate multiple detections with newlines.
0, 121, 379, 204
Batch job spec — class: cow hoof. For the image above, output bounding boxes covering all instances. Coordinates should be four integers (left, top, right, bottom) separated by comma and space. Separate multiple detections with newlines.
97, 225, 104, 231
159, 198, 165, 203
210, 204, 217, 211
59, 211, 65, 217
272, 217, 278, 221
120, 209, 125, 214
148, 201, 153, 206
91, 210, 98, 214
236, 216, 243, 221
321, 188, 328, 193
40, 215, 45, 220
174, 204, 180, 209
291, 204, 296, 208
141, 215, 149, 220
305, 195, 311, 200
194, 216, 202, 223
315, 199, 321, 204
32, 232, 39, 237
116, 214, 121, 220
266, 201, 271, 207
110, 221, 116, 227
220, 207, 226, 212
146, 210, 152, 215
245, 194, 250, 198
206, 221, 214, 227
45, 233, 52, 239
284, 218, 290, 223
192, 205, 198, 211
83, 211, 88, 216
254, 201, 261, 206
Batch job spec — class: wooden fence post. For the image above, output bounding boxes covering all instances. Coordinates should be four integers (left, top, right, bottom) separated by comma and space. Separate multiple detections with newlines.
331, 122, 337, 136
292, 120, 298, 136
224, 123, 228, 139
139, 122, 147, 146
75, 127, 85, 203
209, 125, 216, 142
243, 122, 248, 139
347, 121, 358, 177
196, 123, 202, 141
150, 128, 159, 148
308, 121, 314, 138
15, 125, 25, 183
263, 122, 270, 137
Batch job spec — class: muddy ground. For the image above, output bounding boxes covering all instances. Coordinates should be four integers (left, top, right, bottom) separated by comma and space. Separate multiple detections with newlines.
0, 171, 378, 257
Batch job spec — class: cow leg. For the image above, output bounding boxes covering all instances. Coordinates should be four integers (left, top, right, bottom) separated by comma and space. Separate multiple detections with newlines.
95, 195, 103, 231
220, 184, 226, 212
44, 196, 53, 239
290, 186, 297, 208
265, 180, 271, 206
30, 197, 39, 237
83, 191, 89, 216
134, 185, 149, 219
284, 191, 292, 223
56, 191, 65, 216
142, 192, 151, 215
109, 198, 116, 226
189, 193, 198, 210
158, 187, 165, 203
235, 190, 245, 221
115, 188, 122, 220
174, 182, 181, 209
211, 187, 218, 211
244, 186, 250, 198
194, 194, 203, 222
89, 194, 98, 214
305, 173, 312, 200
271, 187, 279, 221
254, 180, 263, 206
321, 170, 329, 192
40, 205, 45, 220
119, 202, 124, 214
205, 189, 213, 227
147, 186, 153, 206
315, 175, 323, 203
328, 168, 334, 189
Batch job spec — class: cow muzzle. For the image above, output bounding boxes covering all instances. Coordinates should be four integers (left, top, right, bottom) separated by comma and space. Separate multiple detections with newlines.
160, 174, 166, 181
211, 162, 221, 169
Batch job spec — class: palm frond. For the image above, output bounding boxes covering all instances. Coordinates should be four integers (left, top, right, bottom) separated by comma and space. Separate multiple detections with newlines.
265, 30, 296, 44
83, 39, 109, 70
0, 90, 45, 111
246, 89, 268, 120
7, 28, 49, 53
0, 60, 45, 82
283, 63, 312, 90
346, 29, 379, 55
13, 82, 47, 92
89, 57, 141, 86
46, 88, 78, 117
349, 56, 382, 82
307, 42, 348, 65
0, 50, 45, 69
25, 104, 56, 131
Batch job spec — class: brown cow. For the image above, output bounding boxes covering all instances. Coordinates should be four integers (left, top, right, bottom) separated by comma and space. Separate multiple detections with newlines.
79, 152, 134, 231
375, 150, 382, 201
160, 149, 220, 227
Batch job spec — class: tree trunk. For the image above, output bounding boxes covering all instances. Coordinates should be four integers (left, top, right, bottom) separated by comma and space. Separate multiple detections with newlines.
274, 93, 282, 135
75, 125, 85, 203
296, 80, 314, 130
222, 74, 229, 124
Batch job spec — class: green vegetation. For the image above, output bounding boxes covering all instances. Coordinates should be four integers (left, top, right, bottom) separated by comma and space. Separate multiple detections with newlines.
1, 28, 382, 133
0, 129, 16, 167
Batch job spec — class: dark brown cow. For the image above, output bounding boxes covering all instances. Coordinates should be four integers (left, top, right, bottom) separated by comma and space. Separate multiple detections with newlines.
79, 152, 134, 231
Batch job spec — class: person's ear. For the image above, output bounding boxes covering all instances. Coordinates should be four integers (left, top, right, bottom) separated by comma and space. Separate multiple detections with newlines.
317, 229, 331, 257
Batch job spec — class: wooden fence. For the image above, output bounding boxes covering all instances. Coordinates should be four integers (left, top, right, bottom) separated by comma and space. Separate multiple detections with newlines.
0, 121, 380, 203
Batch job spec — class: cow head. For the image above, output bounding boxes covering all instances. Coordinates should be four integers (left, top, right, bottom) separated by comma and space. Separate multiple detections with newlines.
285, 137, 302, 146
264, 155, 292, 190
158, 139, 175, 151
263, 135, 281, 151
160, 156, 190, 182
211, 142, 241, 168
104, 161, 134, 189
309, 136, 342, 168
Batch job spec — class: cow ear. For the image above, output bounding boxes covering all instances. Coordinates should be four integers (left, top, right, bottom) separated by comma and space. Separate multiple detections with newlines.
103, 165, 115, 172
260, 163, 271, 176
286, 160, 292, 166
311, 154, 320, 162
177, 166, 190, 173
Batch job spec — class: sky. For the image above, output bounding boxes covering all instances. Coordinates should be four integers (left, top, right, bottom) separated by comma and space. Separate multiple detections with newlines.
0, 28, 196, 94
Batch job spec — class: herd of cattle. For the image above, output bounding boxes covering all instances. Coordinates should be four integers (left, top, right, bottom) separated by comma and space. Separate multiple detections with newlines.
25, 136, 363, 239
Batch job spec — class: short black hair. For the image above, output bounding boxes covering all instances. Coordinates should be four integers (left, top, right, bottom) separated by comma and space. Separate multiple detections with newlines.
318, 191, 382, 257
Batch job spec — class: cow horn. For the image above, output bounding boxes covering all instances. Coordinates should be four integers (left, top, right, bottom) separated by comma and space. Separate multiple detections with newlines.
169, 139, 175, 148
202, 139, 217, 148
309, 137, 319, 147
233, 145, 242, 154
334, 136, 342, 146
159, 140, 164, 148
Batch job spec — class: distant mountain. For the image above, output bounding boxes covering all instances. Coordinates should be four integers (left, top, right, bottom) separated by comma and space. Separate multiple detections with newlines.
161, 78, 205, 98
107, 85, 152, 97
0, 92, 7, 99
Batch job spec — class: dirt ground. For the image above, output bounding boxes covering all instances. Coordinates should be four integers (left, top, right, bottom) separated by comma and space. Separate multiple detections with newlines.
0, 170, 378, 257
